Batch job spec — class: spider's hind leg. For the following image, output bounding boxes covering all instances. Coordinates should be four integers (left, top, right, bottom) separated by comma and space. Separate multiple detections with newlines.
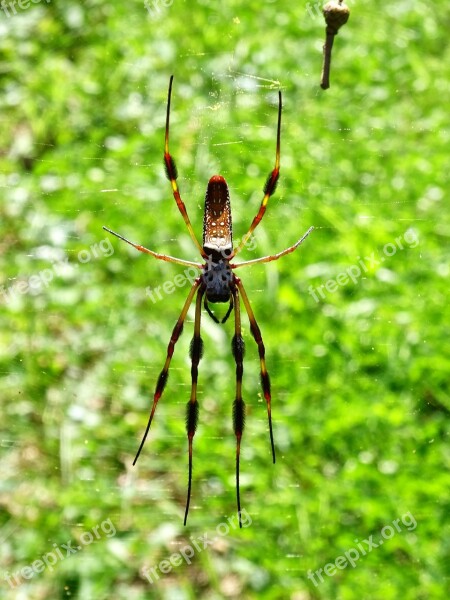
163, 76, 206, 259
231, 90, 282, 259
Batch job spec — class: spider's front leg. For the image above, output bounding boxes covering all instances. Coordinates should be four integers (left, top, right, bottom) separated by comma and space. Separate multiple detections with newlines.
133, 277, 202, 466
235, 277, 275, 464
184, 284, 205, 526
230, 282, 246, 529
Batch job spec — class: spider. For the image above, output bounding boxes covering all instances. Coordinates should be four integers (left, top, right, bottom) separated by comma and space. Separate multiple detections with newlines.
103, 76, 313, 528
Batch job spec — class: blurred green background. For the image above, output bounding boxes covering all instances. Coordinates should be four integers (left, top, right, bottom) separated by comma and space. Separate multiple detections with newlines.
1, 1, 449, 598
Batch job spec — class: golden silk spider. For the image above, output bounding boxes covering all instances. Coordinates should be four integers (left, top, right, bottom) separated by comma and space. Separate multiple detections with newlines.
103, 76, 313, 528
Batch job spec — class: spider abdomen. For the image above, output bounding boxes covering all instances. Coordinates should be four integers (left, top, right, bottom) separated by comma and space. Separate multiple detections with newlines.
203, 175, 233, 255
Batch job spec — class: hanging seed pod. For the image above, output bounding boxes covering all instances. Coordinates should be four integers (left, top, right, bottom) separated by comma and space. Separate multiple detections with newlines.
320, 0, 350, 90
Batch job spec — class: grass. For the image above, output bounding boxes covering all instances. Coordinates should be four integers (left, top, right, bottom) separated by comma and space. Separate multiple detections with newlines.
1, 1, 449, 599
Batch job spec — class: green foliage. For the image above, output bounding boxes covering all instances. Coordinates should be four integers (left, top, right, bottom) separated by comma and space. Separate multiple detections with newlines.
1, 1, 449, 598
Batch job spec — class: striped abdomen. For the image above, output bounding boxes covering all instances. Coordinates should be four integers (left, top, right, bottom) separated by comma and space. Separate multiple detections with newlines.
203, 175, 232, 256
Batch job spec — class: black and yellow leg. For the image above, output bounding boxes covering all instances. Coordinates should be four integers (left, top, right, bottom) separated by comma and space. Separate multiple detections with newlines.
231, 285, 246, 528
133, 277, 202, 465
184, 285, 205, 525
164, 76, 206, 258
236, 278, 275, 464
231, 91, 282, 258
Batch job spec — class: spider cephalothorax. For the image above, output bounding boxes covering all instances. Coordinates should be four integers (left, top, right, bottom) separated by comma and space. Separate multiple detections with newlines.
103, 76, 313, 528
202, 258, 233, 304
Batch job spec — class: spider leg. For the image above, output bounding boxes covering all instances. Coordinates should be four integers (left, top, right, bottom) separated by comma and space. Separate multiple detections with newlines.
133, 277, 202, 466
204, 296, 234, 324
164, 76, 207, 259
221, 296, 234, 324
103, 226, 203, 268
204, 296, 219, 324
231, 284, 245, 529
184, 285, 205, 525
231, 226, 314, 269
230, 91, 282, 259
235, 277, 275, 464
